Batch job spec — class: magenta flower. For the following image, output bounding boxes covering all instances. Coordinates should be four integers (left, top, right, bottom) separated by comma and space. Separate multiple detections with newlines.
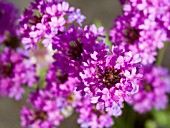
0, 48, 37, 100
19, 0, 86, 49
52, 24, 106, 78
0, 0, 38, 100
0, 0, 19, 42
20, 65, 79, 127
130, 65, 170, 113
123, 0, 170, 33
76, 95, 114, 128
20, 106, 64, 128
79, 46, 142, 116
110, 0, 169, 65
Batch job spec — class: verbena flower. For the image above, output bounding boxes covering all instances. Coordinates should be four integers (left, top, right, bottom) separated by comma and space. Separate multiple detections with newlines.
52, 24, 105, 77
130, 65, 170, 113
0, 47, 37, 100
123, 0, 170, 37
52, 22, 142, 117
79, 46, 142, 116
110, 0, 169, 65
76, 95, 114, 128
19, 0, 85, 49
0, 0, 19, 42
20, 65, 79, 127
21, 106, 63, 128
0, 1, 37, 100
123, 0, 170, 30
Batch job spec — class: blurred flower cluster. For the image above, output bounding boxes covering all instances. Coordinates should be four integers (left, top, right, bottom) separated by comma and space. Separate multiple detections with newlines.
0, 0, 170, 128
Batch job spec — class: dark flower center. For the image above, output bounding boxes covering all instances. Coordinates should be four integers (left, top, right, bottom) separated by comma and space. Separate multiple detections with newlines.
0, 63, 13, 77
4, 36, 20, 49
97, 66, 121, 89
58, 30, 63, 35
143, 82, 153, 92
56, 73, 68, 84
66, 41, 83, 60
123, 26, 140, 44
35, 110, 47, 120
29, 15, 42, 25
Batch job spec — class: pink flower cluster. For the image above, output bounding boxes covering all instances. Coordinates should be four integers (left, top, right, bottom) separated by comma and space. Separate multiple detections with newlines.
0, 0, 170, 128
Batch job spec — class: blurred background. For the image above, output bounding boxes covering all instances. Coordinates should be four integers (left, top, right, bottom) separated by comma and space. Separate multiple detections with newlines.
1, 0, 170, 128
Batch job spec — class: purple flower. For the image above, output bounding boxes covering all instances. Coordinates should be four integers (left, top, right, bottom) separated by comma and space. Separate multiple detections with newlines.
0, 0, 19, 43
20, 106, 63, 128
52, 24, 106, 77
0, 47, 37, 100
0, 0, 37, 100
123, 0, 170, 30
46, 64, 79, 93
19, 0, 86, 49
20, 65, 79, 127
68, 9, 86, 26
20, 90, 65, 128
123, 0, 170, 34
79, 46, 142, 116
130, 65, 170, 113
52, 23, 142, 117
76, 95, 114, 128
110, 1, 169, 65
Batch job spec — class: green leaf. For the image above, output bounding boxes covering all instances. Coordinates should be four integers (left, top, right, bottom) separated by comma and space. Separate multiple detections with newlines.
145, 120, 157, 128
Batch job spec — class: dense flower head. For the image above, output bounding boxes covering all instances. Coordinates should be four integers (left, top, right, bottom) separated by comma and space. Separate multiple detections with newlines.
79, 46, 142, 116
76, 95, 114, 128
45, 65, 79, 96
110, 0, 169, 65
20, 65, 79, 128
0, 0, 38, 100
21, 64, 115, 128
0, 47, 37, 100
0, 0, 19, 42
52, 23, 142, 117
19, 0, 86, 49
130, 65, 170, 113
20, 89, 65, 128
4, 0, 170, 127
52, 24, 106, 77
123, 0, 170, 33
20, 106, 63, 128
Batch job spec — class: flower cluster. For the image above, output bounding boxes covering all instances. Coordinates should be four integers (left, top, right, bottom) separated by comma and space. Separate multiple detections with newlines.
79, 47, 142, 116
0, 0, 19, 42
1, 0, 170, 127
130, 65, 170, 113
113, 0, 170, 114
21, 64, 115, 128
0, 47, 37, 100
19, 0, 143, 127
20, 65, 78, 127
122, 0, 170, 33
110, 0, 170, 65
52, 24, 105, 77
0, 0, 37, 100
52, 19, 142, 116
19, 0, 85, 49
76, 95, 114, 128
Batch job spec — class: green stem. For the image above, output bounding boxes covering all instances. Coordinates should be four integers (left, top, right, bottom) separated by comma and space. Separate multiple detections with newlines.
156, 42, 168, 66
